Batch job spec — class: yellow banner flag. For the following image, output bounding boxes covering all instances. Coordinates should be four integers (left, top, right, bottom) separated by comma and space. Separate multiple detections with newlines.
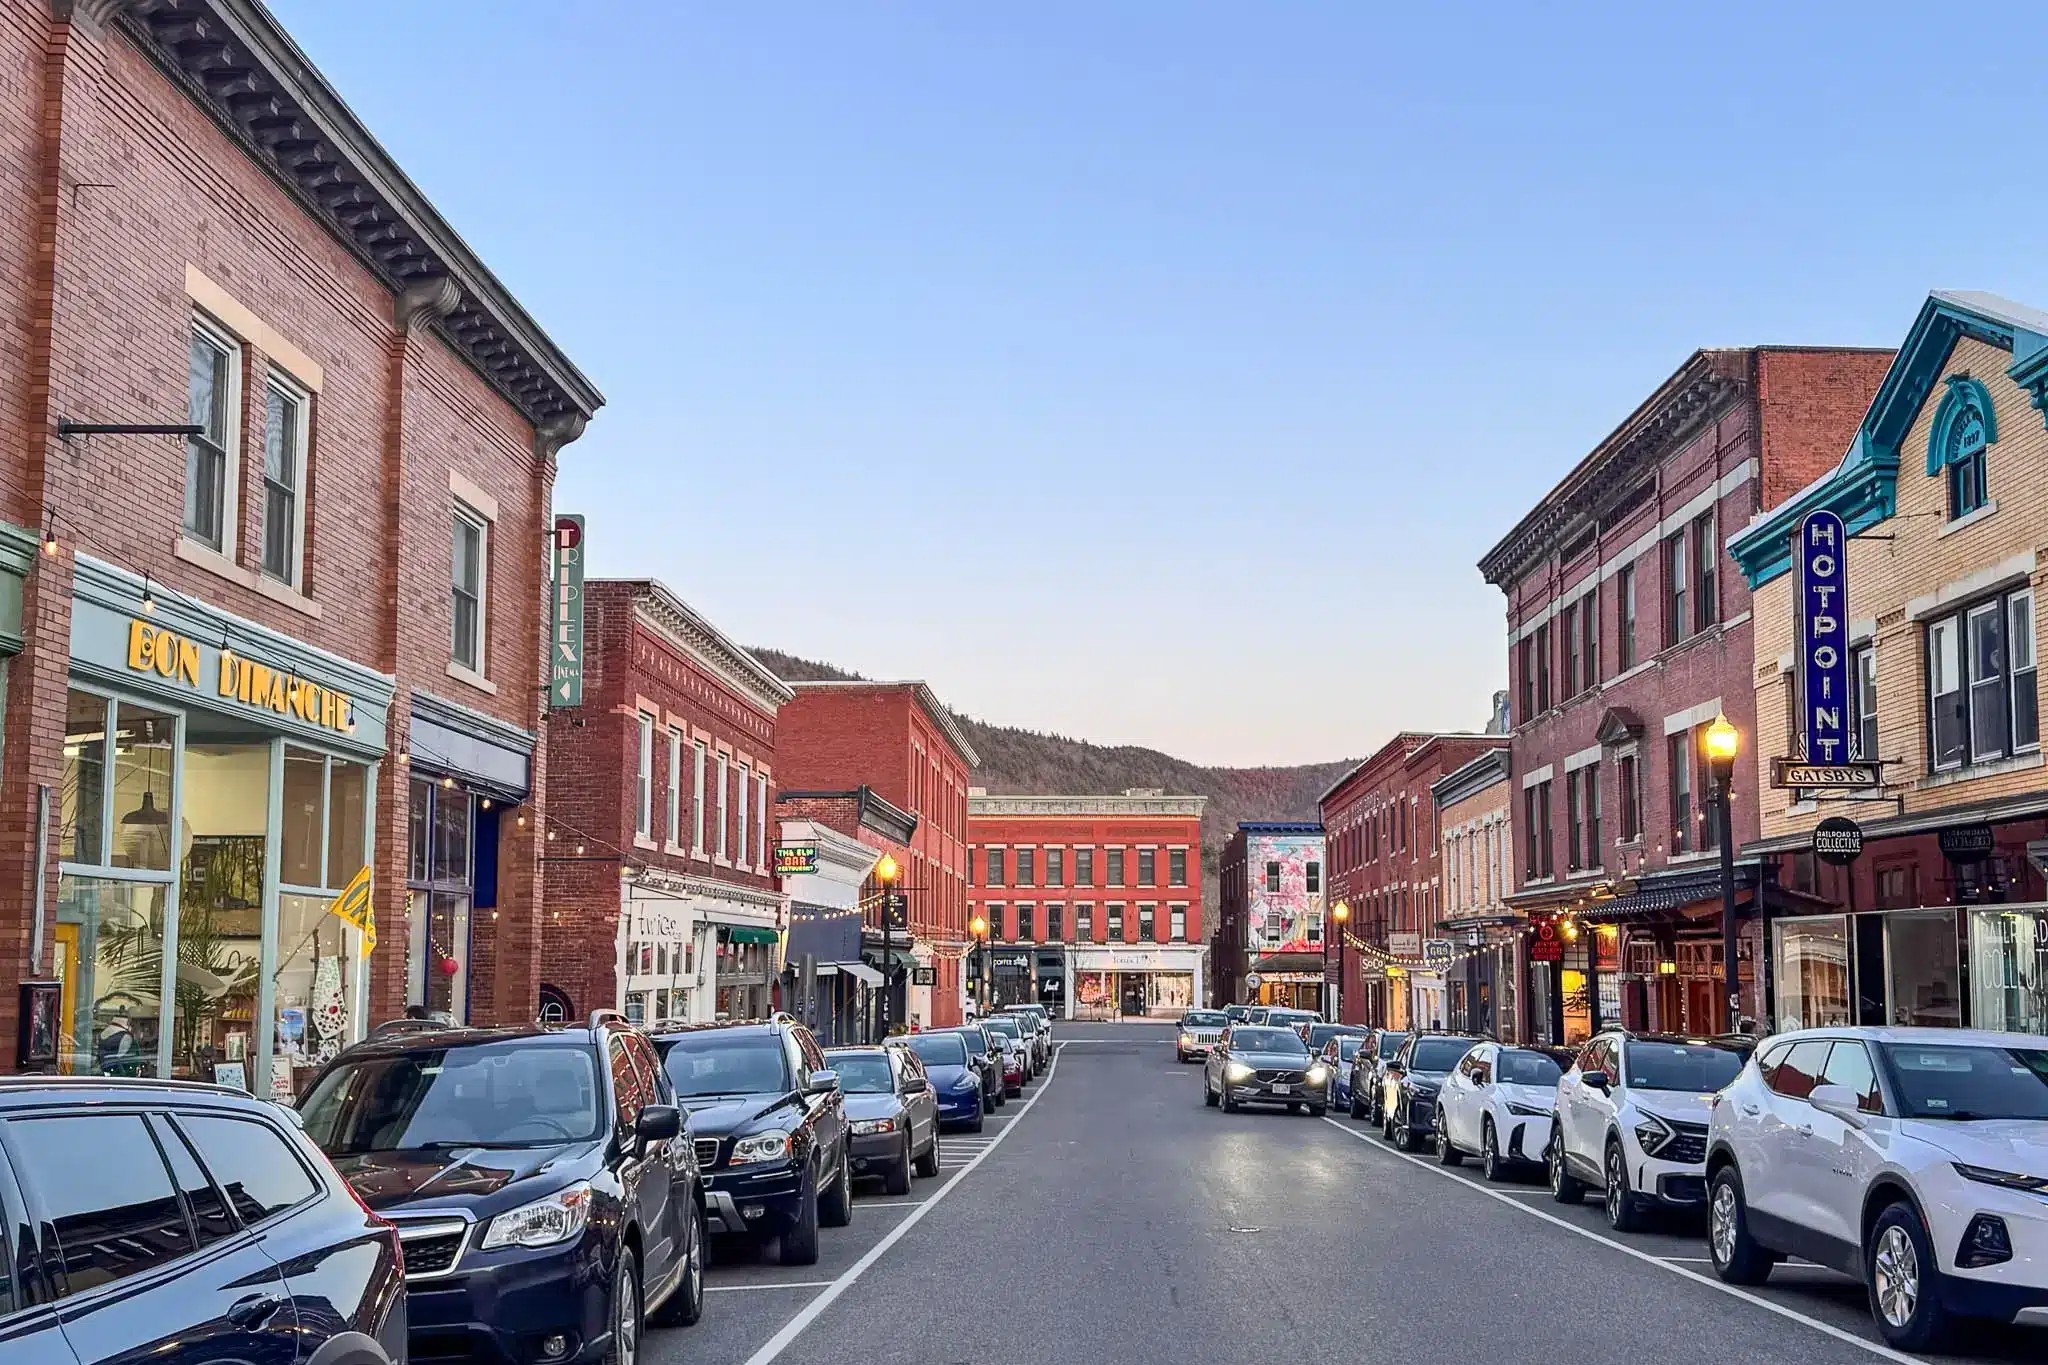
332, 863, 375, 957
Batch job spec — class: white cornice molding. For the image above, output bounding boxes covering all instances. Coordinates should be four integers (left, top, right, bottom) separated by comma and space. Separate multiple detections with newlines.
684, 875, 788, 916
969, 794, 1207, 818
629, 585, 795, 714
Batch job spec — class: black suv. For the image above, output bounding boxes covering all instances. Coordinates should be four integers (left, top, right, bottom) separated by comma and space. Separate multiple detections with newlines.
0, 1076, 406, 1364
298, 1013, 705, 1365
651, 1019, 852, 1266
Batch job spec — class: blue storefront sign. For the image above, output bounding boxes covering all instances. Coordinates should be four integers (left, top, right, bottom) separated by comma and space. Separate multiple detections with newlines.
1798, 509, 1850, 762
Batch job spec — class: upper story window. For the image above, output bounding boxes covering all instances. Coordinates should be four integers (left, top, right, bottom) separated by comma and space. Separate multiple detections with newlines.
1137, 848, 1156, 886
1305, 860, 1320, 894
1851, 645, 1877, 762
1928, 375, 1997, 523
1522, 782, 1552, 881
451, 505, 488, 673
1264, 860, 1280, 893
1075, 847, 1094, 886
261, 374, 309, 585
1015, 847, 1036, 885
1169, 848, 1187, 886
1691, 511, 1718, 629
1617, 752, 1642, 842
1562, 602, 1580, 697
185, 318, 239, 552
691, 742, 707, 854
1579, 588, 1598, 690
667, 729, 683, 844
1664, 530, 1688, 647
1046, 848, 1064, 886
1928, 588, 2038, 771
1616, 562, 1637, 670
986, 847, 1006, 886
1667, 731, 1693, 854
636, 713, 654, 837
1533, 621, 1552, 712
1107, 848, 1126, 886
1517, 635, 1535, 722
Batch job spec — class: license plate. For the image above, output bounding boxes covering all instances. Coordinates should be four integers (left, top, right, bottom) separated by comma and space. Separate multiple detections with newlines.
1270, 1083, 1292, 1095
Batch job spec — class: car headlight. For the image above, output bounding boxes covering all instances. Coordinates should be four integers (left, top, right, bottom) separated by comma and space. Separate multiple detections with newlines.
480, 1182, 591, 1250
1179, 1032, 1194, 1045
1633, 1111, 1675, 1158
1506, 1101, 1553, 1118
1404, 1079, 1438, 1096
731, 1132, 793, 1165
850, 1118, 897, 1136
1953, 1162, 2048, 1192
1306, 1064, 1330, 1086
1225, 1061, 1255, 1083
953, 1073, 979, 1090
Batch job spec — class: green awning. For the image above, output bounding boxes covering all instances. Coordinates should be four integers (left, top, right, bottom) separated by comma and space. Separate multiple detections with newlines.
727, 926, 779, 946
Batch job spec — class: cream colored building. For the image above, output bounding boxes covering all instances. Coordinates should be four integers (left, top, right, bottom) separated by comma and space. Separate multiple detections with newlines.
1431, 747, 1516, 1037
1730, 291, 2048, 1035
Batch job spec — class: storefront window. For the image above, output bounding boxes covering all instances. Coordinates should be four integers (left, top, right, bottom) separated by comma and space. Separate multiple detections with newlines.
274, 891, 350, 1092
110, 705, 176, 872
1969, 908, 2048, 1034
54, 877, 168, 1078
178, 738, 268, 1084
1887, 910, 1962, 1027
62, 690, 108, 865
407, 778, 473, 1023
1774, 916, 1851, 1032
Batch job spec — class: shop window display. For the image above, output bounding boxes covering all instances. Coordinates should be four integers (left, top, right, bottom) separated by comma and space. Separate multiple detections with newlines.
1970, 908, 2048, 1034
1774, 916, 1851, 1031
407, 778, 473, 1022
1886, 910, 1962, 1027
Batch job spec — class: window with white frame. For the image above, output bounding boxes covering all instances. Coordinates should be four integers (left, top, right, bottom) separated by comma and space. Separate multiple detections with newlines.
1928, 589, 2038, 770
1851, 644, 1877, 762
185, 317, 238, 551
636, 713, 654, 837
260, 373, 308, 584
692, 742, 707, 853
451, 505, 487, 672
667, 730, 682, 844
736, 764, 751, 867
756, 776, 768, 868
715, 753, 729, 860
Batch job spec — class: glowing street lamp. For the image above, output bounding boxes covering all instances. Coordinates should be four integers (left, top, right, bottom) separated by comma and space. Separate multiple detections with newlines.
1700, 714, 1743, 1032
970, 914, 990, 1014
876, 853, 903, 1040
1329, 900, 1351, 1023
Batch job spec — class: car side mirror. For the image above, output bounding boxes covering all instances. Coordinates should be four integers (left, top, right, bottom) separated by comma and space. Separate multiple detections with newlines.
635, 1103, 681, 1143
1581, 1070, 1611, 1092
903, 1075, 929, 1095
1808, 1083, 1869, 1127
805, 1068, 839, 1095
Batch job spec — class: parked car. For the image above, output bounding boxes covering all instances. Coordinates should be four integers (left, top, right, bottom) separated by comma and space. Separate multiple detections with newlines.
1380, 1033, 1485, 1151
893, 1030, 988, 1131
1244, 1007, 1272, 1025
1321, 1034, 1369, 1112
1705, 1027, 2048, 1350
652, 1018, 852, 1266
1001, 1002, 1055, 1046
1223, 1004, 1254, 1024
1304, 1022, 1367, 1055
1349, 1029, 1411, 1124
948, 1024, 1006, 1109
1204, 1024, 1332, 1115
1549, 1030, 1749, 1232
1266, 1007, 1322, 1038
980, 1015, 1032, 1087
1431, 1042, 1571, 1181
1001, 1008, 1050, 1069
1177, 1009, 1230, 1062
826, 1046, 941, 1193
300, 1014, 703, 1365
0, 1075, 408, 1365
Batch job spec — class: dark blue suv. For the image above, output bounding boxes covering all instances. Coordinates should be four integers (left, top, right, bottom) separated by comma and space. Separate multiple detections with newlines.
299, 1014, 706, 1365
0, 1075, 406, 1364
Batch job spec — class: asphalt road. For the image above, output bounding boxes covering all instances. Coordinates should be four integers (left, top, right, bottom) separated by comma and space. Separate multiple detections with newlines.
645, 1023, 2048, 1365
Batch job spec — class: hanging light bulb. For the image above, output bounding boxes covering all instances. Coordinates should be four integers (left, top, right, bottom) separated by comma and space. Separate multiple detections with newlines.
575, 843, 586, 855
140, 574, 156, 616
480, 797, 492, 810
547, 828, 557, 842
396, 749, 409, 765
40, 514, 57, 556
516, 814, 527, 828
441, 775, 454, 790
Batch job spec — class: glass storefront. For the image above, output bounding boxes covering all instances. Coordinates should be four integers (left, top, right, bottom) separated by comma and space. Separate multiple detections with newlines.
406, 778, 473, 1022
1886, 910, 1963, 1027
1968, 905, 2048, 1034
1773, 915, 1851, 1031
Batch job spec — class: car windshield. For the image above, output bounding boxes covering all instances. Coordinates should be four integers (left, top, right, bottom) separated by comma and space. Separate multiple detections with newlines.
659, 1034, 792, 1097
1625, 1042, 1745, 1091
952, 1030, 990, 1057
298, 1041, 602, 1152
1335, 1038, 1364, 1062
1183, 1011, 1227, 1028
827, 1053, 896, 1093
1224, 1007, 1250, 1021
1307, 1025, 1364, 1050
1498, 1050, 1565, 1086
1377, 1032, 1411, 1059
982, 1018, 1021, 1039
1229, 1027, 1308, 1054
1269, 1011, 1318, 1027
907, 1033, 969, 1067
1879, 1043, 2048, 1120
1409, 1038, 1478, 1072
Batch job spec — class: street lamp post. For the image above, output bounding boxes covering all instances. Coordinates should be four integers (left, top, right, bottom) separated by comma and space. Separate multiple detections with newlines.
1330, 900, 1351, 1023
970, 914, 989, 1018
876, 854, 901, 1041
1703, 714, 1742, 1035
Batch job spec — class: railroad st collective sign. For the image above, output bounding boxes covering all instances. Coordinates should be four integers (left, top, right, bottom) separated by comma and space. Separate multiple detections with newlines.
1798, 509, 1850, 763
1812, 817, 1864, 867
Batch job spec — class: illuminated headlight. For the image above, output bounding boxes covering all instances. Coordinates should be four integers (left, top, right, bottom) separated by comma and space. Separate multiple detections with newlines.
953, 1074, 979, 1090
1225, 1062, 1255, 1083
850, 1118, 897, 1136
1306, 1064, 1330, 1086
1506, 1101, 1553, 1118
1633, 1111, 1675, 1158
1953, 1162, 2048, 1193
1179, 1032, 1194, 1045
730, 1132, 793, 1165
481, 1182, 591, 1250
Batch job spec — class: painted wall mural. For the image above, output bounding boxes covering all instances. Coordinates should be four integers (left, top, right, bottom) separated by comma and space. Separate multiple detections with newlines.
1248, 835, 1327, 953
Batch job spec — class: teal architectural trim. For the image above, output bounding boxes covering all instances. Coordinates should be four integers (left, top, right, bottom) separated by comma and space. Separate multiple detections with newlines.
0, 518, 36, 655
1924, 375, 1997, 477
1730, 291, 2048, 589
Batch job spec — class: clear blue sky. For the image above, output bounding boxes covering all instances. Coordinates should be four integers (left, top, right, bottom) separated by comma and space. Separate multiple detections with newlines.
273, 1, 2048, 767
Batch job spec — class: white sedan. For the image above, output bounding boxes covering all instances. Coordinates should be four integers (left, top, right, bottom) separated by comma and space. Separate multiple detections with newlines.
1432, 1042, 1573, 1182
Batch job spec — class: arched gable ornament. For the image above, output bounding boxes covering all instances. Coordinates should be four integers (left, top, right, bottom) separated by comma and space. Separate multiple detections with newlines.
1926, 374, 1998, 477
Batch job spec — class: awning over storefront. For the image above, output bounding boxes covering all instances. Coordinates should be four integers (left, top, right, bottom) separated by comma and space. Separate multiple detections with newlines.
727, 926, 779, 946
822, 961, 883, 987
1579, 865, 1760, 923
1248, 950, 1325, 975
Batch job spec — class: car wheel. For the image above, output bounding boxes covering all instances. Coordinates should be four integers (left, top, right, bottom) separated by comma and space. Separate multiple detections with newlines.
778, 1163, 821, 1266
1288, 1102, 1304, 1115
883, 1137, 912, 1196
603, 1244, 642, 1365
1604, 1140, 1642, 1233
1204, 1075, 1220, 1108
1348, 1086, 1365, 1120
649, 1200, 706, 1327
1435, 1113, 1463, 1165
1222, 1083, 1240, 1113
1548, 1133, 1584, 1204
821, 1143, 854, 1227
1707, 1168, 1774, 1286
1308, 1103, 1327, 1118
1480, 1120, 1504, 1183
1867, 1201, 1955, 1352
915, 1134, 942, 1177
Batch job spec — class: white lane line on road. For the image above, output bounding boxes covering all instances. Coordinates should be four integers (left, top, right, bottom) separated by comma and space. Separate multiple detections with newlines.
707, 1281, 836, 1293
738, 1043, 1066, 1365
1319, 1118, 1921, 1365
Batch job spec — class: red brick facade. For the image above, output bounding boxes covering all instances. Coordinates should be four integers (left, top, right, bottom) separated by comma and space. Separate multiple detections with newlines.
967, 801, 1205, 944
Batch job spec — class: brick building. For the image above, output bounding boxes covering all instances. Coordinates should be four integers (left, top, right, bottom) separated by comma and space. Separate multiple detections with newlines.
776, 786, 908, 1045
1319, 733, 1499, 1027
6, 1, 600, 1091
1730, 292, 2048, 1037
966, 789, 1206, 1020
540, 580, 792, 1028
775, 681, 977, 1028
1214, 823, 1326, 1010
1478, 347, 1886, 1044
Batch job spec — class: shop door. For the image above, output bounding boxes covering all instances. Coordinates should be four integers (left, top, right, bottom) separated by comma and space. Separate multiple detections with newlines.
1682, 978, 1724, 1034
1120, 975, 1148, 1018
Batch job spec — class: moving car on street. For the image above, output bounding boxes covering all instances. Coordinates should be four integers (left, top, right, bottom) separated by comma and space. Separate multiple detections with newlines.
1380, 1032, 1484, 1151
653, 1018, 853, 1266
301, 1014, 704, 1365
1204, 1024, 1332, 1115
1349, 1029, 1411, 1124
0, 1075, 409, 1365
894, 1030, 989, 1132
1431, 1042, 1570, 1181
827, 1046, 942, 1193
980, 1014, 1031, 1089
948, 1024, 1006, 1109
1704, 1027, 2048, 1351
1549, 1030, 1748, 1233
1176, 1008, 1229, 1062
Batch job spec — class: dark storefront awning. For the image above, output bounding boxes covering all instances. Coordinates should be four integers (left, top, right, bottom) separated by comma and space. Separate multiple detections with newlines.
727, 926, 780, 946
1249, 951, 1327, 974
1579, 864, 1761, 924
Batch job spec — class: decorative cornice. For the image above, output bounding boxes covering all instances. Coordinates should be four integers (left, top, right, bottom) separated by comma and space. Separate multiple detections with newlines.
785, 680, 983, 768
1429, 747, 1510, 809
52, 0, 138, 26
395, 275, 460, 335
626, 581, 795, 714
968, 793, 1206, 818
683, 875, 787, 917
111, 0, 602, 435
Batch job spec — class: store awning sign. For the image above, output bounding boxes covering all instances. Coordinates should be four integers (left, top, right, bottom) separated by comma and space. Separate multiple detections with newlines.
1938, 823, 1996, 863
551, 515, 585, 708
1797, 509, 1851, 763
1771, 758, 1881, 790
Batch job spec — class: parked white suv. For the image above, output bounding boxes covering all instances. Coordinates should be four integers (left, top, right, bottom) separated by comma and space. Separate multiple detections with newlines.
1432, 1042, 1572, 1182
1548, 1030, 1750, 1232
1705, 1026, 2048, 1351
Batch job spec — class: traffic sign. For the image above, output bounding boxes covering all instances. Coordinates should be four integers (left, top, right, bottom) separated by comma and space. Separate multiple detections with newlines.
1812, 816, 1863, 866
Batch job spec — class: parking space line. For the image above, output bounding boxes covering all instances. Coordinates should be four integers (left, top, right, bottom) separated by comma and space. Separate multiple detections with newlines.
738, 1043, 1065, 1365
707, 1281, 836, 1293
1318, 1117, 1919, 1365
